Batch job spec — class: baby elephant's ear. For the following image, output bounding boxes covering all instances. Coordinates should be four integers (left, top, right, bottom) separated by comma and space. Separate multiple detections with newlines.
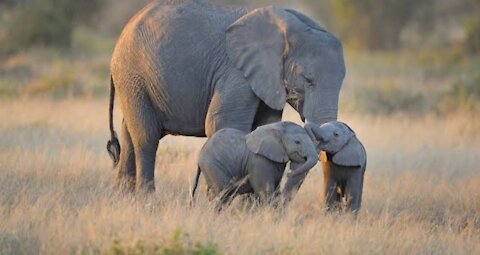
246, 125, 289, 163
332, 137, 366, 167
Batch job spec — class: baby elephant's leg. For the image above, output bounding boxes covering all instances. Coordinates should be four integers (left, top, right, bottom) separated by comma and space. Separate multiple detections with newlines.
202, 167, 236, 204
345, 169, 364, 213
323, 162, 341, 211
249, 165, 283, 205
325, 179, 341, 211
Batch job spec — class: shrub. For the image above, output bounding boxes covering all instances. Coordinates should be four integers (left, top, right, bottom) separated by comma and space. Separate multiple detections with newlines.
0, 80, 18, 97
22, 69, 80, 98
3, 0, 74, 52
0, 235, 25, 255
352, 83, 426, 115
437, 75, 480, 113
1, 0, 104, 53
161, 229, 219, 255
464, 16, 480, 54
328, 0, 433, 50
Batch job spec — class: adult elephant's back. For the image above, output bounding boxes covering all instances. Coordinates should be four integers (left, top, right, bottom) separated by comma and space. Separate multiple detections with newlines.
110, 1, 246, 137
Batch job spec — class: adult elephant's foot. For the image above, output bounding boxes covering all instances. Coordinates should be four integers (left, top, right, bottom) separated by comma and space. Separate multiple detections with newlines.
135, 179, 156, 194
114, 175, 136, 193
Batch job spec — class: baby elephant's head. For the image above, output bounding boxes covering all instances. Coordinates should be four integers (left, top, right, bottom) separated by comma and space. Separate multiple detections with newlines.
306, 121, 366, 167
246, 121, 319, 177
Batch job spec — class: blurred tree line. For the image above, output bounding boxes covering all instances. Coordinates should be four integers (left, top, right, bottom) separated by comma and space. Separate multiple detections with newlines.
221, 0, 480, 52
0, 0, 478, 113
0, 0, 149, 54
0, 0, 478, 53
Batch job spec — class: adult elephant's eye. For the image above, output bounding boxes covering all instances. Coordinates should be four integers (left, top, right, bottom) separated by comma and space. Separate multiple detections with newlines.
303, 76, 314, 87
295, 140, 301, 144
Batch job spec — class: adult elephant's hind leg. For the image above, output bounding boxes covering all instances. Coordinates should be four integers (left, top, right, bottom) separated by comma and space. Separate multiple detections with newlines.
115, 121, 136, 192
125, 92, 163, 194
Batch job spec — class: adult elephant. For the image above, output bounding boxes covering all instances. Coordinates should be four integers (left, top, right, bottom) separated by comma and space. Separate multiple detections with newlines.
107, 0, 346, 193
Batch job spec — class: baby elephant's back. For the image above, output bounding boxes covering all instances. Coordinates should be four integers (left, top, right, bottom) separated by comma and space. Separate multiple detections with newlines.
198, 128, 249, 176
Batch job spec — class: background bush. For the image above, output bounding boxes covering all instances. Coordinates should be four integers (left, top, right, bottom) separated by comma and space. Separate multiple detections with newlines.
328, 0, 433, 50
2, 0, 479, 52
0, 0, 478, 115
438, 74, 480, 114
352, 83, 426, 115
465, 16, 480, 54
1, 0, 104, 53
6, 0, 74, 51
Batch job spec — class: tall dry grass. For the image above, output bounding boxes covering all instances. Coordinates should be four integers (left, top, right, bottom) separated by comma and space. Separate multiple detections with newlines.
0, 99, 479, 254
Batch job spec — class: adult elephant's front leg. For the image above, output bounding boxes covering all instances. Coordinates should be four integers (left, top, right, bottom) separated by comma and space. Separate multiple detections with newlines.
251, 101, 283, 130
134, 138, 160, 193
205, 73, 259, 136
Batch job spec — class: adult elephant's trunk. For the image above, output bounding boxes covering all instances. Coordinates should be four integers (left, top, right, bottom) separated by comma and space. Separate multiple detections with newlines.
305, 108, 337, 127
301, 83, 339, 126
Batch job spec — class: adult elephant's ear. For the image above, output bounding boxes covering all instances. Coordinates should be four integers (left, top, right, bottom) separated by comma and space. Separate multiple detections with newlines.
226, 6, 293, 110
332, 137, 366, 167
284, 9, 327, 32
246, 124, 289, 163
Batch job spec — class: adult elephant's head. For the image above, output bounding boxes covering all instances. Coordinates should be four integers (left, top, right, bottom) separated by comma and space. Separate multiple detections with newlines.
226, 6, 345, 125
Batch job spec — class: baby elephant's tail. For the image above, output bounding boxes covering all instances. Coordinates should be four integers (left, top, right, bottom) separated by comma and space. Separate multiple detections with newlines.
191, 166, 202, 205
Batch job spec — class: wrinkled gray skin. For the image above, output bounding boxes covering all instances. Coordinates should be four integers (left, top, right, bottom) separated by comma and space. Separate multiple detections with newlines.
305, 121, 367, 213
191, 122, 318, 208
107, 0, 345, 193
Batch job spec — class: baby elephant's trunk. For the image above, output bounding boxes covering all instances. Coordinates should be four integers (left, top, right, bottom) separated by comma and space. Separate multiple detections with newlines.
289, 156, 318, 178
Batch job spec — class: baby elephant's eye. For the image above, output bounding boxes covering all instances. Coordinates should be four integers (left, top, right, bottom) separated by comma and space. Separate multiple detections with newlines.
333, 132, 339, 137
295, 140, 301, 144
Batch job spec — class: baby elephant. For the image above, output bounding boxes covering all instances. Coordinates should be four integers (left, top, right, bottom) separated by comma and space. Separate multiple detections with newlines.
191, 121, 318, 207
306, 121, 367, 213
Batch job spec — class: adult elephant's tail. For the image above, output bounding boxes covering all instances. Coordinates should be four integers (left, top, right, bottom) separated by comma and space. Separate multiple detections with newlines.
107, 75, 120, 166
191, 166, 202, 205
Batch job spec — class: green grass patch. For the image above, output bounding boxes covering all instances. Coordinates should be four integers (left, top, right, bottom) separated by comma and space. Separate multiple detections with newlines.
101, 229, 219, 255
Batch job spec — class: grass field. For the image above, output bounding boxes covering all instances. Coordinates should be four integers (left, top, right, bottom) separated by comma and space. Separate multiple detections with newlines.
0, 98, 479, 254
1, 1, 479, 253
